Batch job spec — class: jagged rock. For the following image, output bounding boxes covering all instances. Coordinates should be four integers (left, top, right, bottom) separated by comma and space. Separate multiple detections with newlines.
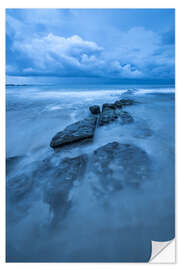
99, 103, 118, 126
50, 116, 97, 149
99, 102, 134, 126
7, 174, 33, 201
89, 105, 100, 115
118, 111, 134, 124
44, 154, 88, 225
91, 142, 150, 193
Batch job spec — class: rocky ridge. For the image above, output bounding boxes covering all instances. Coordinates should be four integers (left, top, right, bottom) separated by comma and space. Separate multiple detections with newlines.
50, 99, 135, 149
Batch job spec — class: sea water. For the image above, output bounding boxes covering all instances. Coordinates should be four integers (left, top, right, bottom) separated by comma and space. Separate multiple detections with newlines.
6, 84, 175, 262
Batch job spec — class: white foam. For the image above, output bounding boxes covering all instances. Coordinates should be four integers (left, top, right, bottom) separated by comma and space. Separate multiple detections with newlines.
48, 105, 62, 111
23, 89, 128, 100
135, 88, 175, 95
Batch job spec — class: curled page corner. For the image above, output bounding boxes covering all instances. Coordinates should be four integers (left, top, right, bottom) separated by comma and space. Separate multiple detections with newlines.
150, 239, 175, 263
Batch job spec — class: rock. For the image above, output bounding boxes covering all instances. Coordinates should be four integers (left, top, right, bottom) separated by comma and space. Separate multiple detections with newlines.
7, 174, 33, 201
99, 102, 134, 126
99, 103, 118, 126
44, 154, 88, 225
116, 99, 134, 106
118, 111, 134, 124
114, 100, 123, 109
50, 116, 97, 149
91, 142, 150, 194
102, 103, 116, 110
89, 105, 100, 115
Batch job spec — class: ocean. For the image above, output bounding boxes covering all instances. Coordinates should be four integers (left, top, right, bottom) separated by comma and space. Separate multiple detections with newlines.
6, 84, 175, 262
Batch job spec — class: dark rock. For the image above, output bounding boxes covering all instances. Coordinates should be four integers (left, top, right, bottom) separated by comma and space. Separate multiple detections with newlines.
91, 142, 150, 193
89, 105, 100, 115
116, 99, 134, 106
7, 174, 33, 201
102, 103, 116, 110
118, 111, 134, 124
44, 154, 88, 225
99, 103, 118, 126
114, 100, 123, 109
50, 116, 97, 149
99, 102, 134, 126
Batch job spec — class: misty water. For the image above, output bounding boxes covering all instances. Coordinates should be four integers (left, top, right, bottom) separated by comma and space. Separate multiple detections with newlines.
6, 84, 175, 262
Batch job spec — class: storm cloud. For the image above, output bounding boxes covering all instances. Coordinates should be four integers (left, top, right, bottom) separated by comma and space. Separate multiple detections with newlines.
6, 9, 175, 83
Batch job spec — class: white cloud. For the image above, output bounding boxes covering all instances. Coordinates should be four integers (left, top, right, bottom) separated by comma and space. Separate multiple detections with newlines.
13, 34, 103, 73
6, 10, 174, 80
11, 32, 144, 78
104, 27, 161, 67
7, 21, 174, 80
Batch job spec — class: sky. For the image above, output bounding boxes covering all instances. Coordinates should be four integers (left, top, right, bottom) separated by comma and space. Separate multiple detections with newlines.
6, 9, 175, 85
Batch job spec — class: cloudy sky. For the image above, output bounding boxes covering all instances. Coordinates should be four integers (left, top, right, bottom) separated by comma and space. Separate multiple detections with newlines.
6, 9, 175, 84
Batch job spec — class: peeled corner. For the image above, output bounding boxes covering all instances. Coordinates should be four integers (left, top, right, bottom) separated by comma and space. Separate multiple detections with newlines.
149, 239, 175, 263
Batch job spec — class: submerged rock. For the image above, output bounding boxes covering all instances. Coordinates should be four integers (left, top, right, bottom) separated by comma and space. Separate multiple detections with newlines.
6, 155, 24, 176
44, 154, 88, 225
91, 142, 150, 193
50, 116, 97, 149
133, 120, 153, 138
118, 111, 134, 124
89, 105, 100, 115
7, 174, 33, 201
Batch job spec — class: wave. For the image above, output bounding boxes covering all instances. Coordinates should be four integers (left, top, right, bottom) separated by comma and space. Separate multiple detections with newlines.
134, 88, 175, 95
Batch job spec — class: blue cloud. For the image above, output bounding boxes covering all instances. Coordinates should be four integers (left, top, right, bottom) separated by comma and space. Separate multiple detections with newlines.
6, 9, 175, 83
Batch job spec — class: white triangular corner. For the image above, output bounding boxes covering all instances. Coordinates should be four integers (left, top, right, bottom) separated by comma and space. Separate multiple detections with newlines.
149, 239, 175, 263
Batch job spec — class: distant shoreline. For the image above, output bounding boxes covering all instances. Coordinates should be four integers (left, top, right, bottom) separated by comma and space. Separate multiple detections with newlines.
6, 83, 175, 87
6, 84, 30, 87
